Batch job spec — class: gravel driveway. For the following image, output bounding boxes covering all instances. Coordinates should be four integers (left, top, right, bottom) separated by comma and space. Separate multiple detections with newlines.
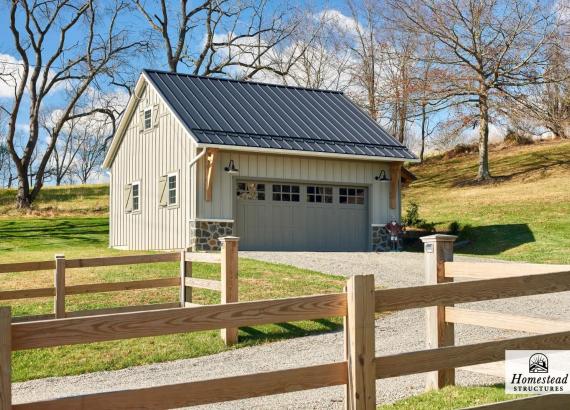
14, 251, 570, 409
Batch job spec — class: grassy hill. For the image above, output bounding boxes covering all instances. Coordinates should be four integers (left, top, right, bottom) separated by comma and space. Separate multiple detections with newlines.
404, 139, 570, 264
0, 184, 109, 218
0, 139, 568, 264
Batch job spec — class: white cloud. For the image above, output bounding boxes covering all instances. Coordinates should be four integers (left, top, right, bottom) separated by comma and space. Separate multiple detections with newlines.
0, 53, 23, 98
315, 9, 363, 36
461, 123, 507, 144
15, 123, 30, 134
0, 53, 70, 100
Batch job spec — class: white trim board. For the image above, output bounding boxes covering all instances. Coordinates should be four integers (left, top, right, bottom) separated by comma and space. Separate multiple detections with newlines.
190, 218, 235, 223
198, 143, 419, 163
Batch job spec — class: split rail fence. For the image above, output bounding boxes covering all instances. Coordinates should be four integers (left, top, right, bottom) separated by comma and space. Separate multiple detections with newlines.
1, 235, 570, 409
0, 236, 239, 344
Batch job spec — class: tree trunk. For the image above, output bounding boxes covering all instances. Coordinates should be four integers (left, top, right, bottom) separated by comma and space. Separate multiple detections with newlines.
16, 175, 32, 209
477, 92, 492, 181
398, 104, 406, 143
420, 103, 427, 162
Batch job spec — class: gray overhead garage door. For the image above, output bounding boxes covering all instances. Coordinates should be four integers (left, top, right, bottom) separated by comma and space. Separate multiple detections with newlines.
235, 181, 368, 251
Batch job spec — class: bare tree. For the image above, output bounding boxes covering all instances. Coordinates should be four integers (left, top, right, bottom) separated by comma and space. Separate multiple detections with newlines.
0, 140, 16, 188
264, 10, 353, 91
409, 40, 447, 160
387, 0, 566, 180
3, 0, 146, 208
342, 0, 383, 120
46, 118, 81, 186
378, 31, 417, 143
503, 41, 570, 139
134, 0, 302, 78
72, 113, 110, 183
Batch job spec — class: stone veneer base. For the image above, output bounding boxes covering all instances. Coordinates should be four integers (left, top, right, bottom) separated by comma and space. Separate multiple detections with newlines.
371, 225, 392, 252
190, 220, 234, 251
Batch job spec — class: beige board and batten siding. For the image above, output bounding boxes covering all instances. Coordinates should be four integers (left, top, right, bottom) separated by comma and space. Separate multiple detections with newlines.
109, 82, 195, 250
196, 150, 398, 225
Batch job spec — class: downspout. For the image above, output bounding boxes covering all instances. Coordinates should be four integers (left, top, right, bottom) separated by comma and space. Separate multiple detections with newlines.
189, 147, 207, 169
186, 147, 207, 249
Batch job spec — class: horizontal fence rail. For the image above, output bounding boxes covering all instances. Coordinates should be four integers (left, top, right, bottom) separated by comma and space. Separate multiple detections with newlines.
13, 362, 348, 410
184, 277, 221, 292
0, 288, 54, 301
12, 293, 347, 350
445, 307, 570, 334
65, 277, 180, 295
444, 261, 570, 279
374, 269, 570, 312
375, 330, 570, 379
0, 253, 180, 274
11, 303, 184, 323
0, 278, 184, 303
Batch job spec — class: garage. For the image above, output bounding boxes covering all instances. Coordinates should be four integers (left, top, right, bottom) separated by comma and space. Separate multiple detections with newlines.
236, 181, 368, 251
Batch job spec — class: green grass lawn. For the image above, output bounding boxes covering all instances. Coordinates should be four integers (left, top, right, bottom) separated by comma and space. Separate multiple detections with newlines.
378, 385, 527, 410
405, 140, 570, 264
2, 140, 568, 384
0, 216, 344, 381
0, 184, 109, 218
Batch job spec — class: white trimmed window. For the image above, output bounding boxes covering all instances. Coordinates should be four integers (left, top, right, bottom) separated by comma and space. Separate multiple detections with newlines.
272, 184, 300, 202
237, 182, 265, 200
159, 171, 179, 208
124, 181, 141, 213
167, 173, 177, 205
132, 181, 140, 212
143, 108, 152, 130
307, 186, 333, 203
339, 187, 365, 205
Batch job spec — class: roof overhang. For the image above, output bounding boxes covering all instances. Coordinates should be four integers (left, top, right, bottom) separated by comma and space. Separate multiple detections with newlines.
196, 143, 421, 163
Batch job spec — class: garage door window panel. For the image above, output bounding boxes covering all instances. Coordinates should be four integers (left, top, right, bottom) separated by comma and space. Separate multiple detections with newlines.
237, 182, 265, 200
307, 186, 333, 203
272, 184, 300, 202
339, 187, 365, 205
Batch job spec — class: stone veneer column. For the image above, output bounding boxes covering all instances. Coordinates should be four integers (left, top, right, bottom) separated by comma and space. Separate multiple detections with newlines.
371, 224, 391, 252
190, 220, 234, 251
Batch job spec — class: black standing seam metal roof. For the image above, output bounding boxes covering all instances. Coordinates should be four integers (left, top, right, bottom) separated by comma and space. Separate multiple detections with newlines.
143, 69, 417, 161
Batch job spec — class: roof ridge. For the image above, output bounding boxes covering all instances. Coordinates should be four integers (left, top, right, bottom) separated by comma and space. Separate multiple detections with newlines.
143, 68, 344, 94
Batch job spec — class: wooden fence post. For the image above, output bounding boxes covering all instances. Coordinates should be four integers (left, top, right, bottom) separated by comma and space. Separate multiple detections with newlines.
220, 236, 239, 346
421, 234, 457, 390
54, 254, 66, 319
180, 250, 193, 307
0, 307, 11, 409
345, 274, 376, 409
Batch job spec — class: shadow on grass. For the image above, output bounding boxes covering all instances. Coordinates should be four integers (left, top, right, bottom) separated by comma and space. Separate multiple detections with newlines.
404, 224, 535, 256
0, 218, 109, 252
239, 318, 342, 344
451, 154, 570, 188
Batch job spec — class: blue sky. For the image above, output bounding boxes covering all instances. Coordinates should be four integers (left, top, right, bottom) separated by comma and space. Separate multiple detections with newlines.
0, 1, 353, 139
0, 0, 511, 163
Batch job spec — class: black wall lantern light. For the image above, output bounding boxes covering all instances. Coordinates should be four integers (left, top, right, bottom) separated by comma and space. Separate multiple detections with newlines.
224, 159, 239, 174
374, 170, 390, 181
